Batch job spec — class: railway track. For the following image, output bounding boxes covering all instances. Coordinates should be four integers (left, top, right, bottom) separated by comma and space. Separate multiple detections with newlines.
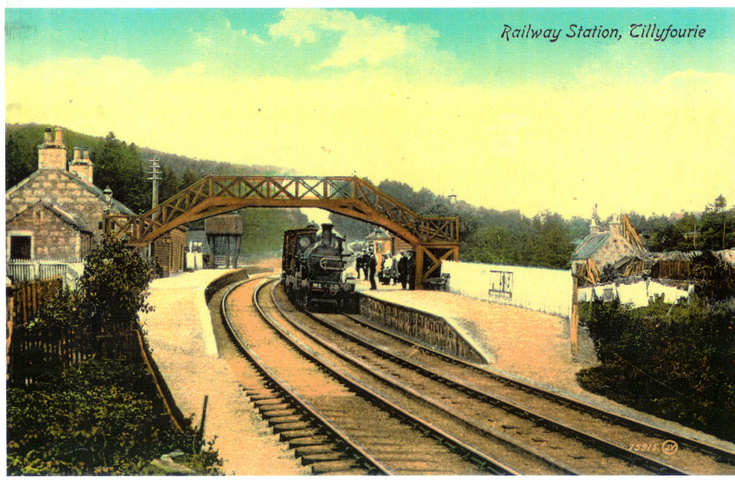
264, 280, 735, 475
220, 278, 519, 475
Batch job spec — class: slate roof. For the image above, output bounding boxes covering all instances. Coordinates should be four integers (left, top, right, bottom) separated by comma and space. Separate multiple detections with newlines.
571, 232, 610, 261
6, 169, 135, 216
7, 200, 92, 233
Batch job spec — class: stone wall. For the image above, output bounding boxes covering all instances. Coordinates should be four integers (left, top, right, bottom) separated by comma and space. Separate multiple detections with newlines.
6, 170, 107, 241
6, 204, 84, 260
591, 233, 639, 269
359, 295, 485, 363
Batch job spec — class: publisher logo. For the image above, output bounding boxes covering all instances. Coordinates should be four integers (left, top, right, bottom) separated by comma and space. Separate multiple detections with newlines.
662, 440, 679, 455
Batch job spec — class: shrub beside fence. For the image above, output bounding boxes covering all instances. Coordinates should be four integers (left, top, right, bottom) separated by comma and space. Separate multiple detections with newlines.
8, 277, 63, 325
442, 261, 572, 318
9, 326, 141, 386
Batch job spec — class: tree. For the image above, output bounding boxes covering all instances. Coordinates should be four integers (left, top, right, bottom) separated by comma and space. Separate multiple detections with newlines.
91, 132, 150, 213
77, 238, 153, 333
159, 165, 181, 203
5, 133, 33, 190
528, 211, 575, 269
179, 168, 201, 191
700, 195, 734, 250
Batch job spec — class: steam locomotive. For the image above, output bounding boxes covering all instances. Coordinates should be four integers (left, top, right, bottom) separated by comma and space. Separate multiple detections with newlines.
281, 223, 355, 311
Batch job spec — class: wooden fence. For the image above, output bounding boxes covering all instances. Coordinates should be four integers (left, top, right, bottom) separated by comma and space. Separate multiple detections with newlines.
8, 277, 63, 325
8, 326, 141, 386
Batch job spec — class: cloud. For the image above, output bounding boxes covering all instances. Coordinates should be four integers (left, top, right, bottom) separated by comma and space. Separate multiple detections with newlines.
659, 69, 735, 90
268, 9, 458, 80
6, 56, 734, 219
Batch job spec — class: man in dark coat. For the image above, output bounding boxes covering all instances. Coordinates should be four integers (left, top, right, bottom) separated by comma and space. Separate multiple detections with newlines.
368, 248, 378, 290
361, 250, 370, 280
397, 251, 409, 290
355, 250, 365, 279
407, 250, 416, 290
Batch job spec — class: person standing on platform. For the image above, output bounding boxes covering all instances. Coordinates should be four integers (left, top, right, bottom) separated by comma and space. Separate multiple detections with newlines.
407, 250, 416, 290
368, 248, 378, 290
361, 250, 370, 280
398, 251, 409, 290
355, 250, 364, 279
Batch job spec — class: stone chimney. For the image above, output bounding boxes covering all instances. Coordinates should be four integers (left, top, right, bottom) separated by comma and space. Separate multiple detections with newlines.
609, 213, 621, 236
69, 146, 94, 184
321, 223, 333, 246
590, 204, 600, 235
590, 217, 600, 235
37, 126, 67, 170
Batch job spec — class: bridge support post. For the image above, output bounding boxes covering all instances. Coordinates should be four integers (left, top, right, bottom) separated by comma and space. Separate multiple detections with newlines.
414, 244, 460, 290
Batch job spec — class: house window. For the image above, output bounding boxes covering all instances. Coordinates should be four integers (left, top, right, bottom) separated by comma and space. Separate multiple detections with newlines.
10, 236, 32, 260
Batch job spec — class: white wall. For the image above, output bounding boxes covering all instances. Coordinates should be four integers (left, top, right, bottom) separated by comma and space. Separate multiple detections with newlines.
579, 280, 689, 307
442, 261, 572, 319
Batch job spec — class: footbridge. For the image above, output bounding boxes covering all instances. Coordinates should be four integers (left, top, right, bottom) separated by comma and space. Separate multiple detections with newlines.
104, 175, 459, 286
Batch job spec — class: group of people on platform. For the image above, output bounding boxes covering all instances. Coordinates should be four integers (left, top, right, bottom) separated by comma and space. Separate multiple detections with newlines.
354, 248, 415, 290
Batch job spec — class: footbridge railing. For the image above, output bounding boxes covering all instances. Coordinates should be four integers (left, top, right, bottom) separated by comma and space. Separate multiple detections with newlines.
105, 175, 459, 284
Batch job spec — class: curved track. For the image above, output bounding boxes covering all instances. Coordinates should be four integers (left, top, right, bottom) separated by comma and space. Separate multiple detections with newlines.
216, 275, 735, 475
221, 278, 520, 475
266, 280, 735, 475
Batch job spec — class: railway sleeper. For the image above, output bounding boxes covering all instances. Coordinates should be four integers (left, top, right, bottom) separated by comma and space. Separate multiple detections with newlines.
254, 398, 286, 407
279, 428, 322, 440
318, 469, 369, 476
272, 421, 312, 432
300, 452, 349, 465
259, 403, 293, 412
268, 415, 306, 425
249, 393, 281, 401
294, 445, 339, 456
261, 408, 299, 418
288, 435, 331, 448
310, 459, 362, 475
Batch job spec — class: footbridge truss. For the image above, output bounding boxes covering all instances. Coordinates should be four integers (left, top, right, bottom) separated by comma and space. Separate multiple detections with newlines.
104, 175, 459, 286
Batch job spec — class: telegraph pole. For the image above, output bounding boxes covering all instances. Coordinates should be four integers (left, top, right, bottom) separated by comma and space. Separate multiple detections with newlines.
147, 156, 162, 265
148, 156, 162, 209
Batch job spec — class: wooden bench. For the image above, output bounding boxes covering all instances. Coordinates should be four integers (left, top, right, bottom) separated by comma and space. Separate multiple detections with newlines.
423, 273, 451, 291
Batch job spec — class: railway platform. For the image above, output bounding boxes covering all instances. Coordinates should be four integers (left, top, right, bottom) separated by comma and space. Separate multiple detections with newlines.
139, 268, 309, 476
353, 278, 598, 395
352, 278, 735, 452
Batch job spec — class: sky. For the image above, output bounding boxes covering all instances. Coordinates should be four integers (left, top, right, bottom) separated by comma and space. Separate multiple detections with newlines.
5, 7, 735, 221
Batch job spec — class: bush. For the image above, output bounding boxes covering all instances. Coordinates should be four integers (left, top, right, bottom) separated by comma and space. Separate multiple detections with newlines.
9, 239, 223, 474
7, 358, 223, 475
577, 298, 735, 441
29, 237, 152, 339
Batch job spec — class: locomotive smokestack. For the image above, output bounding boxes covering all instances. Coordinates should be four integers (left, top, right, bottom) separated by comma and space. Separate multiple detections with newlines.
321, 223, 333, 246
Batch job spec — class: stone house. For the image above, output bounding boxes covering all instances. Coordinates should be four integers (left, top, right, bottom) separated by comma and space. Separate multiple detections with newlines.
6, 126, 186, 280
6, 127, 133, 267
571, 213, 649, 285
